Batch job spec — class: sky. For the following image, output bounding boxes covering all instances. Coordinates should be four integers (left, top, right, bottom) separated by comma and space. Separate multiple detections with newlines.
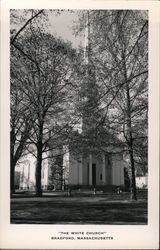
48, 11, 84, 48
10, 10, 84, 49
11, 10, 148, 50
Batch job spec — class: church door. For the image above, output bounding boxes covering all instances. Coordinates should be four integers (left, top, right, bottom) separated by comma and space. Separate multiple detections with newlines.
92, 164, 96, 186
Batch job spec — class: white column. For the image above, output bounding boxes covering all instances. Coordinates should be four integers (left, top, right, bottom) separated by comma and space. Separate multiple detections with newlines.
102, 153, 106, 185
77, 163, 79, 184
89, 153, 92, 185
19, 165, 24, 189
22, 165, 28, 190
63, 145, 70, 184
28, 164, 30, 189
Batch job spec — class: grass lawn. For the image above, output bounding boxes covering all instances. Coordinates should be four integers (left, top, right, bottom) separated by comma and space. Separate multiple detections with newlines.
10, 190, 147, 224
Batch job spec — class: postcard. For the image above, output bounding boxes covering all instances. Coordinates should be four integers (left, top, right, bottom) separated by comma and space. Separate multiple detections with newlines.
0, 0, 159, 249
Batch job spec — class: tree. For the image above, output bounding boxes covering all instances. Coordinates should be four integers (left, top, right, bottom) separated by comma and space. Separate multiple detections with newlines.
11, 24, 78, 196
73, 10, 148, 199
94, 10, 147, 199
10, 44, 35, 194
10, 9, 46, 195
10, 10, 82, 196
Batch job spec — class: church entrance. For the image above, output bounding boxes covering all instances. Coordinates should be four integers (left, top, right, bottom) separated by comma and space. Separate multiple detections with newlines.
92, 164, 96, 186
87, 163, 96, 186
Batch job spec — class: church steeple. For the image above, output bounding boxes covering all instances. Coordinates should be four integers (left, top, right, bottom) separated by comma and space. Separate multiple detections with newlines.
84, 11, 90, 64
75, 11, 102, 135
81, 11, 101, 133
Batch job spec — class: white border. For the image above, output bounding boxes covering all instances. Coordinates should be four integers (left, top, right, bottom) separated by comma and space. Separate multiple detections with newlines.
0, 1, 159, 249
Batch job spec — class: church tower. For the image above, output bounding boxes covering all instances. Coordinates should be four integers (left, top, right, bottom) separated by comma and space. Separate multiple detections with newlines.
77, 11, 107, 186
80, 11, 103, 137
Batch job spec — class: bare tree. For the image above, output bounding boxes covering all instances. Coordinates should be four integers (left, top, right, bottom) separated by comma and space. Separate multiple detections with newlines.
11, 23, 78, 195
85, 10, 148, 199
73, 10, 148, 199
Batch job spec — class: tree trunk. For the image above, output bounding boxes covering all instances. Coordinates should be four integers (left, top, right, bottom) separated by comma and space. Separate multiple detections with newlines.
35, 116, 44, 196
121, 48, 137, 200
10, 127, 28, 195
128, 141, 137, 200
10, 150, 23, 195
10, 129, 16, 195
35, 143, 43, 196
125, 84, 137, 200
10, 160, 16, 195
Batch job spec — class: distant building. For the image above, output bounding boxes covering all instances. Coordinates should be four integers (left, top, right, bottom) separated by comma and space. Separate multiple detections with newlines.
15, 154, 49, 190
136, 174, 148, 189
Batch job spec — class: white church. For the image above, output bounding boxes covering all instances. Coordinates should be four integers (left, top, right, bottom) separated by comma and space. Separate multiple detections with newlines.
14, 13, 126, 192
15, 144, 125, 190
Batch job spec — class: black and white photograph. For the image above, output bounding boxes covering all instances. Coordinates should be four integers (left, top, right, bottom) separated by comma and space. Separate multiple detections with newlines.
10, 9, 148, 225
0, 1, 159, 249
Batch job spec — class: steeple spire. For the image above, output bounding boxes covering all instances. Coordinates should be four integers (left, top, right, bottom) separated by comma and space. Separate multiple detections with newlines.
75, 10, 101, 134
84, 11, 90, 64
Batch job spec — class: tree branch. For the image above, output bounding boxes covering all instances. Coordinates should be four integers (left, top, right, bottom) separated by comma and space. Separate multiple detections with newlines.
11, 10, 44, 45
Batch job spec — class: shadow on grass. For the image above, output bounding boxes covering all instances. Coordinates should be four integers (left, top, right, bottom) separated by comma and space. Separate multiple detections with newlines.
11, 191, 147, 225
